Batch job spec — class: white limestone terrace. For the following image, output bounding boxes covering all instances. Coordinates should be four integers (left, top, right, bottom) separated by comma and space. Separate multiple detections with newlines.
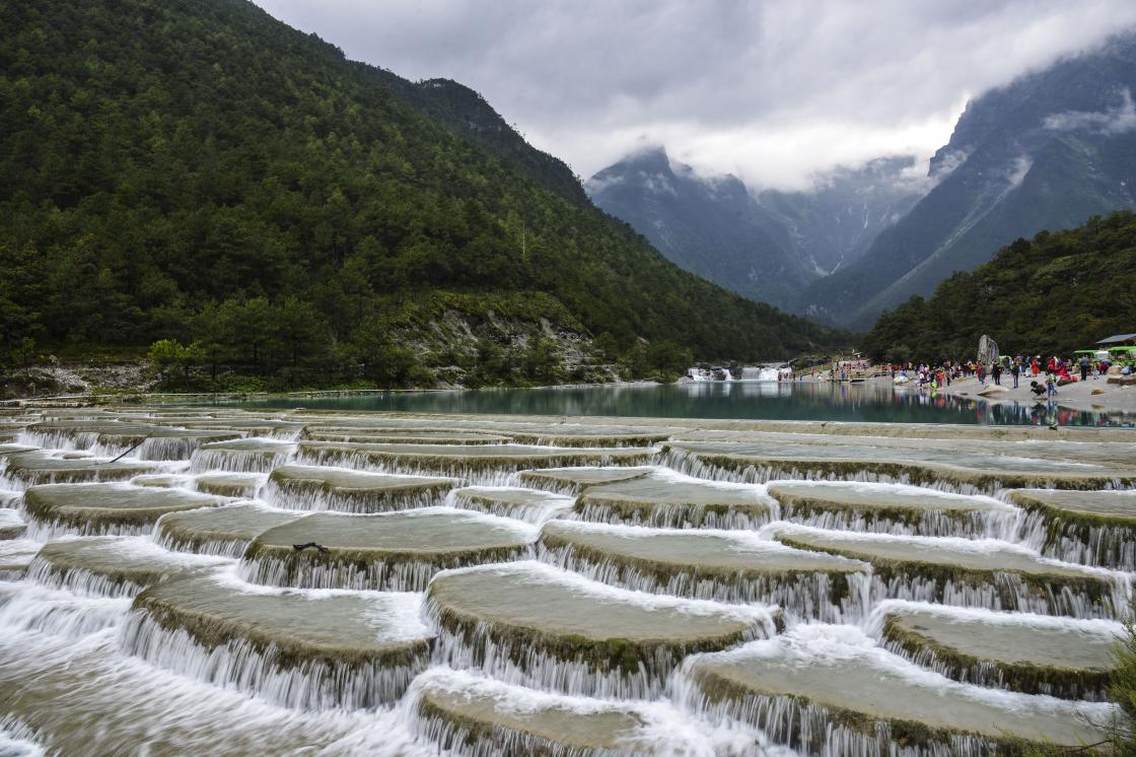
571, 467, 777, 529
766, 522, 1133, 619
866, 599, 1123, 700
767, 479, 1018, 537
0, 404, 1132, 755
536, 519, 870, 621
675, 623, 1118, 753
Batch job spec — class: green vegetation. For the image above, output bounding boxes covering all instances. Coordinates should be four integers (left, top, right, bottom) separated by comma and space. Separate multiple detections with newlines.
1109, 613, 1136, 753
0, 0, 839, 391
862, 212, 1136, 362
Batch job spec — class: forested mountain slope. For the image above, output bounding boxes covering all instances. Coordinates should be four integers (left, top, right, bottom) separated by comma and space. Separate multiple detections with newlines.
381, 76, 588, 206
860, 212, 1136, 361
0, 0, 838, 387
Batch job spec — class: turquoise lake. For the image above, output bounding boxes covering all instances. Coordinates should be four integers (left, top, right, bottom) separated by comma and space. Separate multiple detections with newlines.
243, 381, 1135, 427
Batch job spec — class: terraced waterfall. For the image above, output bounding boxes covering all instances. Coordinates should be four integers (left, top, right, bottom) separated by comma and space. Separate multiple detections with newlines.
2, 407, 1135, 754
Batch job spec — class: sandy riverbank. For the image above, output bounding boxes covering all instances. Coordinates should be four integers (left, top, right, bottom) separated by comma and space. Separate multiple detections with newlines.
906, 373, 1136, 414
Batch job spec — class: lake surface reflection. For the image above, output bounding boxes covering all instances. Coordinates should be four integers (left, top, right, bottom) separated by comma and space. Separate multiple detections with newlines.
244, 381, 1135, 427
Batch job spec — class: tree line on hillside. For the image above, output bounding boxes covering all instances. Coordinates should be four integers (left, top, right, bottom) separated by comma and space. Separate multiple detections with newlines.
861, 211, 1136, 363
0, 0, 839, 391
135, 292, 695, 391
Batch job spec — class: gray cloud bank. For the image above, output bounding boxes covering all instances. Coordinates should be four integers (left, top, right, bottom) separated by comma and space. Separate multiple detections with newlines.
255, 0, 1136, 190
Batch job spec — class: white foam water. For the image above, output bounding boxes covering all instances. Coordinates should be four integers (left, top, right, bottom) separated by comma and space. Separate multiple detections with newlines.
188, 448, 294, 474
1014, 505, 1136, 571
0, 580, 131, 638
443, 486, 576, 524
119, 611, 429, 711
0, 716, 43, 757
0, 626, 429, 755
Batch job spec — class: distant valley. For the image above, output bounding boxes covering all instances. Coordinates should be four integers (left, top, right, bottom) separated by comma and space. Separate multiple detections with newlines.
586, 149, 921, 310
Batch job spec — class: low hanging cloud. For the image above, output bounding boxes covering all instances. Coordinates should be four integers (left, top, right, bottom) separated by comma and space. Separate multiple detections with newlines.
1044, 88, 1136, 135
255, 0, 1136, 191
1006, 155, 1034, 189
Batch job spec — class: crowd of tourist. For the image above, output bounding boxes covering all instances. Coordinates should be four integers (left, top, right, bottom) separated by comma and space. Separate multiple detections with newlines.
888, 353, 1123, 398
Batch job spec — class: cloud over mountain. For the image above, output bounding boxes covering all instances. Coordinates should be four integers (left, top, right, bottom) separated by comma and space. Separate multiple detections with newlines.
257, 0, 1136, 189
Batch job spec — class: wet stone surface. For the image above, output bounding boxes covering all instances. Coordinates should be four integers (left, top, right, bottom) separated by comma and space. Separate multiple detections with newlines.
574, 471, 774, 528
266, 464, 458, 512
514, 466, 654, 494
243, 507, 536, 589
192, 472, 264, 498
538, 520, 869, 620
126, 569, 434, 708
411, 668, 703, 753
448, 486, 576, 524
297, 442, 655, 481
663, 438, 1136, 492
683, 626, 1114, 751
1, 406, 1133, 755
2, 450, 159, 486
774, 524, 1127, 618
24, 483, 223, 532
30, 537, 227, 596
426, 561, 774, 698
1010, 488, 1136, 522
880, 603, 1121, 699
156, 503, 301, 557
540, 519, 866, 579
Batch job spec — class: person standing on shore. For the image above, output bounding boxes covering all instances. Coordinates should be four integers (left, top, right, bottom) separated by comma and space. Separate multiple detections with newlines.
1079, 354, 1090, 382
1046, 372, 1057, 398
1031, 356, 1040, 376
992, 362, 1002, 386
1011, 358, 1021, 388
977, 362, 987, 386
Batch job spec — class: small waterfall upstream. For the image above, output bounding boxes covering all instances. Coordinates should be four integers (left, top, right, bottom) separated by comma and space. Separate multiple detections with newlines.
1, 407, 1133, 755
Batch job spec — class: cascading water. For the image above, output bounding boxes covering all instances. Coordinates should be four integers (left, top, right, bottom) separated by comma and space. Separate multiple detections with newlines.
1, 406, 1133, 755
739, 366, 781, 382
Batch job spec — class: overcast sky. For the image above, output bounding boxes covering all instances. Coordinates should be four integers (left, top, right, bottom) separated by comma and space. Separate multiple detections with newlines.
255, 0, 1136, 190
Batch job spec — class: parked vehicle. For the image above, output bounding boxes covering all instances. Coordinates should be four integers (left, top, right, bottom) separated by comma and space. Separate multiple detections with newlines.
1107, 346, 1136, 367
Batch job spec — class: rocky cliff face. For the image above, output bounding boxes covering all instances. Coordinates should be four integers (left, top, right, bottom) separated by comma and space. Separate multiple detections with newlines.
757, 156, 924, 277
587, 149, 923, 311
801, 33, 1136, 328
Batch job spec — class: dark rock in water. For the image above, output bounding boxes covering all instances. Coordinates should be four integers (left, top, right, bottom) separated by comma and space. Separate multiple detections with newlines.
292, 541, 330, 554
